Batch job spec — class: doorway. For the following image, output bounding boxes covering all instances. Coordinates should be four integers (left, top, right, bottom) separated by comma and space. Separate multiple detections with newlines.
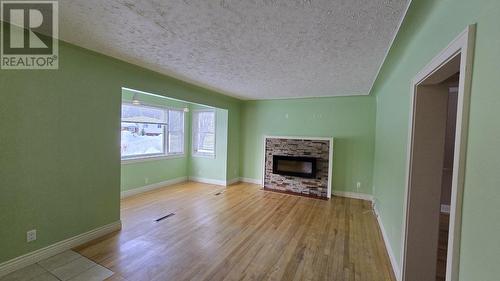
401, 25, 475, 281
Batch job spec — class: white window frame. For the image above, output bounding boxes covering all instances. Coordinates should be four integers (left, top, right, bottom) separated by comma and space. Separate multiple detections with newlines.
191, 109, 216, 158
121, 102, 185, 163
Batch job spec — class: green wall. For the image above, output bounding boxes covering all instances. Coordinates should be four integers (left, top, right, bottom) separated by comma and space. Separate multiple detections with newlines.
226, 106, 241, 181
120, 89, 190, 191
0, 41, 241, 264
121, 159, 187, 191
188, 105, 229, 182
371, 0, 500, 279
240, 96, 376, 194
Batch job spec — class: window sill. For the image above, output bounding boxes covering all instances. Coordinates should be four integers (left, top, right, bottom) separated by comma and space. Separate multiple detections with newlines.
121, 154, 185, 164
191, 153, 216, 159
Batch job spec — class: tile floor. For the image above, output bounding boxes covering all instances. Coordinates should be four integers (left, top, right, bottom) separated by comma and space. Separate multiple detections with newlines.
0, 251, 113, 281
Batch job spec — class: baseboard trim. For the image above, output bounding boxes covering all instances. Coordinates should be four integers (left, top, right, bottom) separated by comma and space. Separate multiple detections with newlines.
121, 177, 188, 198
332, 191, 374, 202
373, 205, 401, 281
189, 176, 227, 186
239, 178, 261, 185
226, 177, 241, 186
0, 220, 122, 278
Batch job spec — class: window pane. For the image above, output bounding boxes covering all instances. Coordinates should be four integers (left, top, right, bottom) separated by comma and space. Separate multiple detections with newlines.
122, 104, 167, 124
196, 132, 215, 153
168, 132, 183, 154
168, 110, 184, 154
168, 110, 183, 131
121, 122, 164, 157
193, 110, 216, 156
197, 111, 215, 133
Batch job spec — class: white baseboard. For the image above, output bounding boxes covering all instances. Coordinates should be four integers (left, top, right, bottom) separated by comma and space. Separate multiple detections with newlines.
239, 177, 262, 185
0, 221, 122, 278
332, 191, 374, 202
373, 205, 401, 281
197, 177, 261, 186
226, 177, 241, 186
189, 176, 227, 186
188, 176, 261, 187
121, 176, 188, 198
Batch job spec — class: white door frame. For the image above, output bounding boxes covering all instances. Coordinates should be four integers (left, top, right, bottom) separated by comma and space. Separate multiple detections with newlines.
261, 135, 333, 198
401, 25, 476, 281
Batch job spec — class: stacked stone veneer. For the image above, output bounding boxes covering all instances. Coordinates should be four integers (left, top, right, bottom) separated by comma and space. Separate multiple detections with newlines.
264, 138, 330, 198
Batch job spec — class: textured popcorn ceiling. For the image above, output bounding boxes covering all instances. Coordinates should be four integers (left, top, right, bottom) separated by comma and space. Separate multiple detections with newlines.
59, 0, 409, 100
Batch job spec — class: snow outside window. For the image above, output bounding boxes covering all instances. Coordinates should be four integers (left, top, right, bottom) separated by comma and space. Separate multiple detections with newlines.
121, 103, 184, 160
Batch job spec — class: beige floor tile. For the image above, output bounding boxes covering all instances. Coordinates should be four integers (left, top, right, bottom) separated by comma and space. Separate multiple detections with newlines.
0, 264, 47, 281
68, 265, 114, 281
31, 272, 59, 281
38, 251, 82, 272
50, 256, 96, 280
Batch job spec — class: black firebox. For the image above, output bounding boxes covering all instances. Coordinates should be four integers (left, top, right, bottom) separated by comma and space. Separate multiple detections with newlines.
272, 155, 317, 178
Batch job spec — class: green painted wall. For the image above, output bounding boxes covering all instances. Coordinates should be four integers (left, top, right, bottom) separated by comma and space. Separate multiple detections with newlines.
121, 159, 187, 191
120, 89, 190, 191
371, 0, 500, 279
240, 96, 376, 194
226, 106, 241, 181
188, 105, 229, 182
0, 41, 241, 264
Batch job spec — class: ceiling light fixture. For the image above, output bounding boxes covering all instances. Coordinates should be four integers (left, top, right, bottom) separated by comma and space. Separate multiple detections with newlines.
131, 93, 141, 105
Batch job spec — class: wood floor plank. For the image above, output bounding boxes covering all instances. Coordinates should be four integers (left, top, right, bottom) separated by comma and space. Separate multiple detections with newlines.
73, 182, 396, 281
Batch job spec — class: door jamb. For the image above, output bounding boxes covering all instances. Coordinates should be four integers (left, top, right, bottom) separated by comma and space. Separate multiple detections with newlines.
400, 24, 476, 281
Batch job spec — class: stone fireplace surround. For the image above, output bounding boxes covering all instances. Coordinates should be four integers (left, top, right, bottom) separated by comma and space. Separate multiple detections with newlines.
263, 136, 333, 199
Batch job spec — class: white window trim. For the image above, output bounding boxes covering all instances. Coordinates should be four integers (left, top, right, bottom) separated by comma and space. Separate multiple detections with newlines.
121, 102, 186, 163
121, 154, 185, 164
191, 109, 216, 158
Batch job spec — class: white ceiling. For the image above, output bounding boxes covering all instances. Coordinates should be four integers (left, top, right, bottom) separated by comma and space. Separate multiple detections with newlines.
60, 0, 409, 100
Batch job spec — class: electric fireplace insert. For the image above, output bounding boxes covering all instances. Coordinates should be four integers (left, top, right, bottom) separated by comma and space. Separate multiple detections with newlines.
272, 155, 317, 178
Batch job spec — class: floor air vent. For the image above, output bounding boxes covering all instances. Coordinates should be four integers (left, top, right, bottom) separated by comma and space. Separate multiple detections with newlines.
155, 213, 175, 222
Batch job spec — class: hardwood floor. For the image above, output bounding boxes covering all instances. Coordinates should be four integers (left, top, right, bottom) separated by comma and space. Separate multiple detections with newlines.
436, 213, 450, 281
75, 182, 396, 281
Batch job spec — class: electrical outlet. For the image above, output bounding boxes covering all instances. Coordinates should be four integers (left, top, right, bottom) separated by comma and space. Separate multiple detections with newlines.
356, 182, 361, 191
27, 229, 36, 243
145, 177, 149, 184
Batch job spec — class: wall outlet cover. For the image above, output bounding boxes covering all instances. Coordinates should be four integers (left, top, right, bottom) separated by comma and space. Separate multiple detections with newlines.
27, 229, 36, 242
